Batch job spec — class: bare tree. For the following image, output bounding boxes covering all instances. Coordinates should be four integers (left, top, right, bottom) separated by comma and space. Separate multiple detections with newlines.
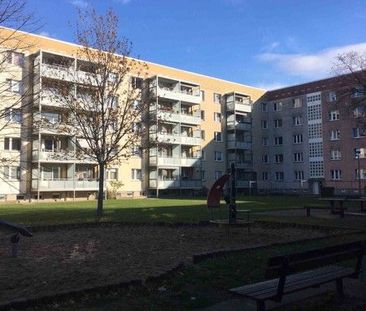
332, 51, 366, 123
51, 9, 147, 216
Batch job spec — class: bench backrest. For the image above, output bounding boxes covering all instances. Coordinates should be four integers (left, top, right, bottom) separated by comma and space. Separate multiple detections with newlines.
265, 240, 365, 279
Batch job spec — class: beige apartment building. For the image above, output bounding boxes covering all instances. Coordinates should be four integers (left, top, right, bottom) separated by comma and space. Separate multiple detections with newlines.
0, 28, 265, 201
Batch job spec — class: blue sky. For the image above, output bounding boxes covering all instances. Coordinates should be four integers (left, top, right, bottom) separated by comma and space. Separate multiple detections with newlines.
28, 0, 366, 90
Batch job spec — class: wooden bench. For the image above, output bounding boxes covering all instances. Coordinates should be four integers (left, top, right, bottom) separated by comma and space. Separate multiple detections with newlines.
230, 240, 365, 311
304, 205, 327, 217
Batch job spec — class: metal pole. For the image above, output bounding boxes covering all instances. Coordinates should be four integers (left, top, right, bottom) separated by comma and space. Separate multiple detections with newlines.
358, 153, 361, 195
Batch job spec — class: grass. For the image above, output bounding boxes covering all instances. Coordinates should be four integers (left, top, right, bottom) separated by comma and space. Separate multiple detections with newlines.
0, 195, 321, 226
27, 232, 366, 311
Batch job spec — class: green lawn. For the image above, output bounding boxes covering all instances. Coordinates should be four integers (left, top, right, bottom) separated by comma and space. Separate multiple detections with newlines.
0, 195, 321, 226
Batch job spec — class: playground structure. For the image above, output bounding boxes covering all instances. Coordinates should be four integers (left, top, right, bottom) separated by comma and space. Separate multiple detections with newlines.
207, 163, 253, 230
0, 220, 32, 257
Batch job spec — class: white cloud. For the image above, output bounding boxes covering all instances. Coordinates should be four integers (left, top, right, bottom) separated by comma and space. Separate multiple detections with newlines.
69, 0, 88, 8
257, 43, 366, 79
254, 82, 289, 91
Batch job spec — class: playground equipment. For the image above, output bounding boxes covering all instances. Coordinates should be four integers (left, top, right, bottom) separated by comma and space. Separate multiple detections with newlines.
0, 220, 33, 257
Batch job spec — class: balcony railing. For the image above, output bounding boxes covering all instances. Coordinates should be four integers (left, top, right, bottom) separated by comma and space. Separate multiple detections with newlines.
32, 150, 96, 163
227, 121, 251, 131
149, 156, 200, 167
151, 133, 202, 145
149, 179, 201, 189
227, 141, 252, 149
154, 86, 201, 104
156, 111, 201, 125
226, 101, 251, 113
32, 178, 99, 191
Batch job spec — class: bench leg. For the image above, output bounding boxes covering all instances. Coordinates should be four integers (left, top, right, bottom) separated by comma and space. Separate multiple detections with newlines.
256, 300, 265, 311
336, 278, 344, 298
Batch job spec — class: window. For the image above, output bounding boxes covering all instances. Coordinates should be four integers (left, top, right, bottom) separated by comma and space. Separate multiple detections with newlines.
214, 151, 223, 162
262, 154, 269, 163
201, 170, 206, 181
214, 112, 221, 122
330, 150, 341, 160
293, 134, 303, 144
330, 129, 341, 140
4, 137, 21, 151
273, 102, 282, 111
261, 103, 268, 112
131, 76, 143, 89
261, 120, 268, 129
107, 96, 119, 108
331, 169, 342, 180
4, 108, 21, 123
275, 154, 283, 163
200, 90, 205, 101
354, 148, 366, 159
329, 110, 340, 121
214, 131, 222, 142
275, 171, 284, 181
274, 136, 283, 145
355, 169, 366, 180
294, 171, 304, 180
201, 130, 205, 140
292, 115, 302, 126
353, 107, 364, 118
274, 119, 282, 128
201, 110, 205, 120
131, 146, 141, 156
215, 170, 223, 180
213, 93, 221, 103
328, 91, 337, 102
262, 137, 269, 146
353, 128, 366, 138
262, 172, 268, 181
107, 168, 118, 180
352, 87, 365, 98
292, 98, 302, 108
201, 150, 206, 160
7, 79, 22, 93
5, 51, 24, 66
3, 166, 20, 180
131, 169, 141, 180
293, 152, 303, 162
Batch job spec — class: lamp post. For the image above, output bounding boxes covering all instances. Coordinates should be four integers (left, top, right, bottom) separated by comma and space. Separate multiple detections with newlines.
356, 149, 361, 196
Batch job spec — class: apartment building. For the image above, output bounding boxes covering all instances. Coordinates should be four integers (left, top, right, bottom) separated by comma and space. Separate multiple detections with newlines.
0, 28, 264, 201
253, 74, 366, 195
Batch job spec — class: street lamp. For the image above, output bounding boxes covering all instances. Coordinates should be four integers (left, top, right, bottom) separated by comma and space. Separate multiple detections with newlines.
356, 149, 361, 195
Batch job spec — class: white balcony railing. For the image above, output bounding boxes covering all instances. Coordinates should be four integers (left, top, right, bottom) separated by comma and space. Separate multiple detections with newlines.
40, 63, 74, 82
149, 179, 201, 189
180, 136, 202, 145
149, 156, 200, 167
156, 87, 201, 104
227, 101, 251, 113
227, 121, 251, 131
227, 141, 252, 149
32, 150, 96, 163
32, 178, 99, 191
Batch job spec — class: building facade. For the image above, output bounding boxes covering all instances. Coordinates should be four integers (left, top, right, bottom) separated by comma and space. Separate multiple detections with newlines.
0, 28, 264, 201
253, 75, 366, 195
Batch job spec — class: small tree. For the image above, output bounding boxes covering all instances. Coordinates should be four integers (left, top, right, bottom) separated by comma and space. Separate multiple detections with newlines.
52, 9, 147, 216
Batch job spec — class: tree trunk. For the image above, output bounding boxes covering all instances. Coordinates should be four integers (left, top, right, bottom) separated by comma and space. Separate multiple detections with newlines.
97, 162, 105, 217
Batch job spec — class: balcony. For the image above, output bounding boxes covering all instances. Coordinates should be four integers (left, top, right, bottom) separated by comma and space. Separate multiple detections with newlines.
227, 141, 252, 149
32, 178, 99, 191
227, 121, 251, 131
155, 86, 201, 104
227, 101, 251, 113
180, 136, 202, 145
149, 179, 201, 189
39, 90, 70, 108
151, 133, 181, 144
40, 63, 74, 82
149, 156, 200, 167
32, 150, 96, 163
228, 160, 252, 169
157, 111, 201, 125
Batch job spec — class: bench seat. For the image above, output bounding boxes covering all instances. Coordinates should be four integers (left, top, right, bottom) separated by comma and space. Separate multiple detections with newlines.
230, 265, 354, 301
